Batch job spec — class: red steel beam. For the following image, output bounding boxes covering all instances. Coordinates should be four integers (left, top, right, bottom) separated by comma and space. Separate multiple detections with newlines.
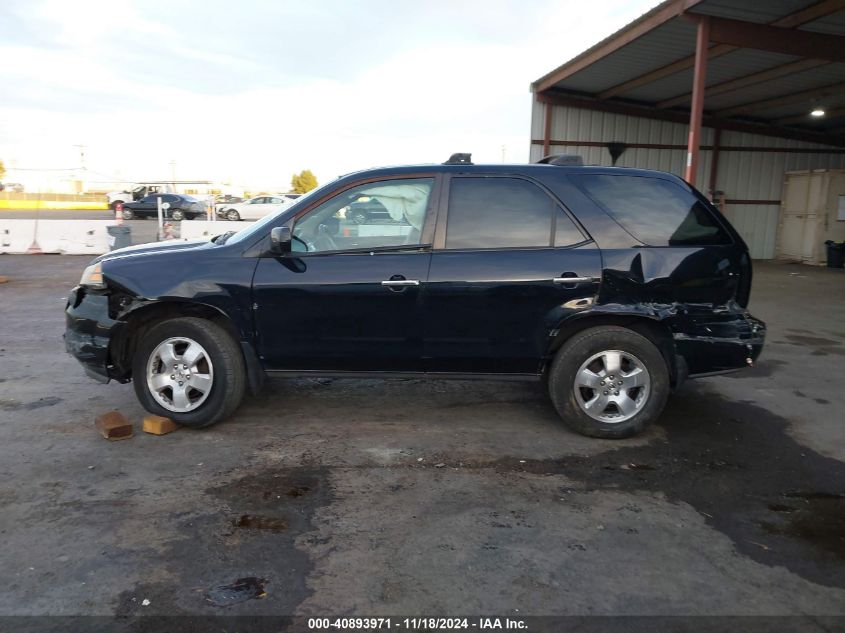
707, 16, 845, 61
536, 91, 845, 147
685, 16, 710, 185
716, 81, 845, 117
657, 58, 830, 109
597, 0, 845, 100
776, 105, 845, 125
532, 0, 705, 93
530, 139, 845, 154
543, 102, 552, 156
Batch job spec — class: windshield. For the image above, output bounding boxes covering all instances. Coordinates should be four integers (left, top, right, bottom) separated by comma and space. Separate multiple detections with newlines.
223, 186, 323, 246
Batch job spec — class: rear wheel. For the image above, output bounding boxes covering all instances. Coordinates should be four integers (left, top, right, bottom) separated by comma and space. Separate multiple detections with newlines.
132, 317, 246, 428
548, 326, 669, 438
170, 208, 185, 221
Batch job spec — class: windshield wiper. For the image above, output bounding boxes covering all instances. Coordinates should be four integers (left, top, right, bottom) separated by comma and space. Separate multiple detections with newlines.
212, 230, 236, 245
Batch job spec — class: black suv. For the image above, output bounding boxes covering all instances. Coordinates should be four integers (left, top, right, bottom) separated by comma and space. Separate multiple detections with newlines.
65, 155, 765, 438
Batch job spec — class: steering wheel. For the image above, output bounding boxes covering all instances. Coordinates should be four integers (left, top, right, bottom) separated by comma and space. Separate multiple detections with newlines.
311, 233, 339, 252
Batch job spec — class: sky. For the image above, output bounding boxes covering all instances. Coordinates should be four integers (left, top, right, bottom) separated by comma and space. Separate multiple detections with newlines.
0, 0, 657, 191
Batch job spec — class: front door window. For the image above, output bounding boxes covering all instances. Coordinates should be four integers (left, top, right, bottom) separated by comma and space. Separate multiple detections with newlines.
292, 178, 434, 253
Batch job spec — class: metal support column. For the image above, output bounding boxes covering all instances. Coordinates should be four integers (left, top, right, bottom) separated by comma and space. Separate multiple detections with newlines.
708, 127, 721, 199
685, 16, 710, 185
543, 101, 552, 157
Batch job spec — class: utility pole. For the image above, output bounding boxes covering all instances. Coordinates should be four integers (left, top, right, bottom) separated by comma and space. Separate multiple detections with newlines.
169, 160, 177, 182
501, 145, 507, 163
73, 144, 87, 194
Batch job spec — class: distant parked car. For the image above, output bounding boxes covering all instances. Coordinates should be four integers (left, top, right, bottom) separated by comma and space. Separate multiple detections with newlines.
215, 194, 244, 205
216, 195, 294, 221
3, 182, 24, 193
345, 197, 398, 224
121, 194, 206, 221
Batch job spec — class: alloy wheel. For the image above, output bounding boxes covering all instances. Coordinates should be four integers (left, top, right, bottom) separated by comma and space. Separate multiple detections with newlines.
146, 337, 214, 413
573, 349, 650, 423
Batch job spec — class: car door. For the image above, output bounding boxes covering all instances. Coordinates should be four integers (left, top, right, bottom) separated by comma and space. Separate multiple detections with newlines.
252, 176, 439, 372
423, 175, 602, 375
134, 194, 160, 217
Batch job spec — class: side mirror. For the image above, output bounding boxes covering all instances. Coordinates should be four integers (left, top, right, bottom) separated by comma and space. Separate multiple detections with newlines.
270, 225, 292, 255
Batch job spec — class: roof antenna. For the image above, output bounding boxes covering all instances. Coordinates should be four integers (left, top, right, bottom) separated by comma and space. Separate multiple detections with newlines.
444, 153, 473, 165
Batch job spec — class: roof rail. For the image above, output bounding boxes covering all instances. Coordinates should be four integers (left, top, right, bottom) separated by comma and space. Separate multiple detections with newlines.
444, 153, 473, 165
537, 154, 584, 166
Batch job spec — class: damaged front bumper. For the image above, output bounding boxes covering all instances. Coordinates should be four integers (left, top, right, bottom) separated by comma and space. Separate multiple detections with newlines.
672, 309, 766, 378
64, 286, 123, 383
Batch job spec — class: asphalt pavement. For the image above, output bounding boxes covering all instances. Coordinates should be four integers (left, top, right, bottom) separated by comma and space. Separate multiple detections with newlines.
0, 255, 843, 630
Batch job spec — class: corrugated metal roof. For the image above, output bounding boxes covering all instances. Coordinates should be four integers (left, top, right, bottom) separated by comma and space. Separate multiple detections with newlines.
533, 0, 845, 143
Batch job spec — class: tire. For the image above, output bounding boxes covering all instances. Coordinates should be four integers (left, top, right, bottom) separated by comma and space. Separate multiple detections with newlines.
121, 208, 134, 220
170, 208, 185, 221
110, 201, 123, 211
226, 209, 240, 221
351, 210, 368, 225
547, 326, 669, 439
132, 317, 246, 428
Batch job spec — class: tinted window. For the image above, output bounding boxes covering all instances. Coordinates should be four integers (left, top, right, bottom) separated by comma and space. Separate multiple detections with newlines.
554, 207, 585, 247
446, 177, 552, 249
575, 175, 731, 246
292, 178, 433, 253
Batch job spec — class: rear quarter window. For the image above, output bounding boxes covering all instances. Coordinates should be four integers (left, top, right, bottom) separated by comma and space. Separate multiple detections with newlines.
573, 174, 731, 246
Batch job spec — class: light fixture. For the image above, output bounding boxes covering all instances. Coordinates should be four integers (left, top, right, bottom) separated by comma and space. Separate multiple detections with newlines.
810, 108, 826, 117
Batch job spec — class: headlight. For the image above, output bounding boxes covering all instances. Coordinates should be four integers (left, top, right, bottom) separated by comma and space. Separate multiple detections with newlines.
80, 262, 105, 288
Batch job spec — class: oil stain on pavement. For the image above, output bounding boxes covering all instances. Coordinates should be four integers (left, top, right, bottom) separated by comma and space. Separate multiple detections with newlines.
435, 389, 845, 589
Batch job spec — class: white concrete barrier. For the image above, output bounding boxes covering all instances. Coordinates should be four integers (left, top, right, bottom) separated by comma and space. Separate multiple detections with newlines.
35, 220, 112, 255
179, 220, 247, 241
0, 220, 39, 254
0, 220, 113, 254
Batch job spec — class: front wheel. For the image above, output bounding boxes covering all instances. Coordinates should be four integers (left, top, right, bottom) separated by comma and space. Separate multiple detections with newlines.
548, 326, 669, 439
170, 208, 185, 221
132, 317, 246, 428
226, 209, 240, 221
121, 208, 134, 220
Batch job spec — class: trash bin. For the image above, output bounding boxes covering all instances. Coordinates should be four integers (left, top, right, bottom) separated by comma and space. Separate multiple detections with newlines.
106, 225, 132, 251
824, 240, 845, 268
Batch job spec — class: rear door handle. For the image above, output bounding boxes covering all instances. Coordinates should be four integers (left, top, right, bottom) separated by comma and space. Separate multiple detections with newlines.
553, 276, 594, 284
381, 279, 420, 287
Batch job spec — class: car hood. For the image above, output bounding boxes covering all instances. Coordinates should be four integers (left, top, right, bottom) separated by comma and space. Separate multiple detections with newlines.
92, 238, 214, 264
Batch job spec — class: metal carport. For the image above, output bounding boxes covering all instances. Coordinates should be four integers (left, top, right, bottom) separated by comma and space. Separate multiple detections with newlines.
530, 0, 845, 259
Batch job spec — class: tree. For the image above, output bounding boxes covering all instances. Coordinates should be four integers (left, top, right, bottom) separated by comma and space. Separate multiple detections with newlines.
291, 169, 318, 194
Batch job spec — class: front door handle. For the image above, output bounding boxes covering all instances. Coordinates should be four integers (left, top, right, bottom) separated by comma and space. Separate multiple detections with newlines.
381, 279, 420, 287
553, 276, 594, 284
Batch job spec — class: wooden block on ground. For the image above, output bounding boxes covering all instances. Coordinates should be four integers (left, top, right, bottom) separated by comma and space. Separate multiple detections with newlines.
143, 415, 179, 435
95, 411, 133, 441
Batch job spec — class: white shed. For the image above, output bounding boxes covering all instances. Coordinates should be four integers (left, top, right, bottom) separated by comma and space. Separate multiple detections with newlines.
777, 169, 845, 265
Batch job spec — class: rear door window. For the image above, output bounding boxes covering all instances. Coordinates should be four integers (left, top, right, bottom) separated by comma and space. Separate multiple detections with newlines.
445, 177, 554, 249
574, 174, 731, 246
